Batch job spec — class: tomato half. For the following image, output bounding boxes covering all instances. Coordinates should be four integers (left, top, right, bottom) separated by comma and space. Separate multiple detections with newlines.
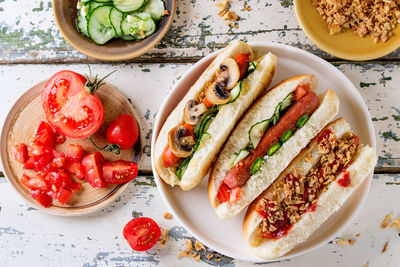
106, 114, 139, 149
81, 152, 107, 188
102, 160, 138, 184
42, 70, 104, 139
163, 146, 180, 168
234, 53, 250, 80
123, 217, 161, 251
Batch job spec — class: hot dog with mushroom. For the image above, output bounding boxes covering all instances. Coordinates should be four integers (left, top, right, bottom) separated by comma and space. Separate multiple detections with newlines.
153, 40, 278, 190
208, 74, 340, 219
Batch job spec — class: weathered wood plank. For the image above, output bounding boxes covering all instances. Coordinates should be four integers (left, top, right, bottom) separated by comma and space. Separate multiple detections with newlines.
0, 63, 399, 173
0, 173, 398, 266
0, 0, 399, 63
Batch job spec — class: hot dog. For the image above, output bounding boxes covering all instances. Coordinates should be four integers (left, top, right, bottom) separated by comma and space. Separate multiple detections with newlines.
153, 40, 278, 191
243, 118, 377, 259
208, 74, 340, 220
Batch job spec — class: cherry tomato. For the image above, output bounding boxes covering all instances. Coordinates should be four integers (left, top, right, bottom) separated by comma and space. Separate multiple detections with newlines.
20, 173, 48, 191
102, 160, 138, 184
11, 143, 28, 163
163, 146, 180, 168
217, 183, 230, 203
106, 114, 139, 149
64, 159, 85, 179
30, 190, 52, 208
123, 217, 161, 251
81, 152, 107, 188
55, 187, 72, 204
31, 121, 56, 148
41, 70, 104, 139
234, 53, 250, 80
66, 144, 85, 161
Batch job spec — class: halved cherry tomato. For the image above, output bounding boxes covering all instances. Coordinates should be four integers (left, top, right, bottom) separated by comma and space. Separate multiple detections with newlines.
163, 146, 180, 168
123, 217, 161, 251
234, 53, 250, 80
56, 187, 72, 204
229, 186, 242, 203
66, 144, 85, 161
11, 143, 28, 163
106, 114, 139, 149
41, 70, 104, 139
81, 152, 107, 188
20, 173, 48, 191
31, 121, 56, 148
102, 160, 138, 184
64, 159, 85, 179
31, 190, 52, 208
294, 85, 309, 101
217, 183, 230, 203
203, 97, 214, 108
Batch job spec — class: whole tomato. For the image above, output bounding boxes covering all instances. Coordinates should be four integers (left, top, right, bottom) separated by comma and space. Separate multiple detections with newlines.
106, 114, 139, 149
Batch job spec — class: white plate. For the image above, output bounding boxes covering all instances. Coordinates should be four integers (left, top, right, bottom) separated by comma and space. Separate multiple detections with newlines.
151, 42, 375, 262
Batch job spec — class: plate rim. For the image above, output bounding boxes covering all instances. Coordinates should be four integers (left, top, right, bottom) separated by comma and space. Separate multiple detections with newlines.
0, 80, 143, 217
151, 41, 376, 262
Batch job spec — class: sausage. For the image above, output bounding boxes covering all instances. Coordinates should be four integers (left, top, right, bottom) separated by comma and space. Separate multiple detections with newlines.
223, 89, 320, 189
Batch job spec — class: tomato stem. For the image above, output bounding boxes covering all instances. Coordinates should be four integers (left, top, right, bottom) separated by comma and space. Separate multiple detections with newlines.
84, 65, 117, 94
89, 137, 121, 155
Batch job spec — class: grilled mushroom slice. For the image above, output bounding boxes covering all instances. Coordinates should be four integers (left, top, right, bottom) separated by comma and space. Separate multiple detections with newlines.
205, 81, 231, 105
216, 58, 240, 90
183, 100, 208, 125
168, 125, 196, 158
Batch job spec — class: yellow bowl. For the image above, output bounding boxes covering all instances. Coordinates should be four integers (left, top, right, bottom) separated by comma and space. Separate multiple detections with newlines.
294, 0, 400, 61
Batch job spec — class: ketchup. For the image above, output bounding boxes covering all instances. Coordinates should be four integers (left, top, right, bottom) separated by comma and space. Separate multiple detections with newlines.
317, 129, 333, 144
337, 169, 351, 187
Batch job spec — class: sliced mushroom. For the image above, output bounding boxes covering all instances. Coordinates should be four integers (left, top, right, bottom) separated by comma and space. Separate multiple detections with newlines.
168, 125, 196, 157
183, 100, 207, 125
205, 81, 231, 105
216, 58, 240, 90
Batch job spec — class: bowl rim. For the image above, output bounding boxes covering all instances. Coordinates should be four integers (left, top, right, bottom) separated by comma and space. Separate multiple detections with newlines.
151, 41, 376, 262
52, 0, 176, 61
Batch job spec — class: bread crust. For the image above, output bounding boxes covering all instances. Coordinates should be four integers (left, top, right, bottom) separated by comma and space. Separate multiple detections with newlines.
154, 40, 277, 190
242, 118, 377, 259
208, 75, 340, 220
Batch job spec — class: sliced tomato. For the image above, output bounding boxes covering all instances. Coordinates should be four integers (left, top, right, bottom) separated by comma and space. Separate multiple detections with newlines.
31, 121, 56, 148
66, 144, 85, 161
11, 143, 28, 163
203, 97, 214, 108
31, 190, 53, 208
41, 70, 104, 139
106, 114, 139, 149
56, 187, 72, 204
102, 160, 138, 184
163, 146, 180, 168
294, 85, 309, 101
64, 159, 84, 179
234, 53, 250, 79
123, 217, 161, 251
81, 152, 107, 188
217, 183, 230, 203
229, 186, 242, 203
20, 173, 48, 191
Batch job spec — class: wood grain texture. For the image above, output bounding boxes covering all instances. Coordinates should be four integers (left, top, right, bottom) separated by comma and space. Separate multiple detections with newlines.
0, 0, 398, 63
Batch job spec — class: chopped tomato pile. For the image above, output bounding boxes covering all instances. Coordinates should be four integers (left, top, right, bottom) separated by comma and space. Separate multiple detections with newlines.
12, 120, 138, 208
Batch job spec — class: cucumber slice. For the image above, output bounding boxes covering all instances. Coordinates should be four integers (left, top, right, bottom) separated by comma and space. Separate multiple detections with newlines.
280, 92, 294, 111
133, 17, 156, 39
225, 80, 242, 104
139, 0, 165, 20
176, 157, 190, 180
77, 14, 89, 37
121, 15, 140, 36
249, 119, 269, 149
113, 0, 145, 12
193, 108, 218, 138
89, 1, 111, 14
88, 6, 116, 45
232, 149, 250, 167
109, 8, 124, 37
271, 102, 281, 125
228, 152, 239, 168
247, 61, 257, 75
95, 0, 112, 2
250, 157, 264, 175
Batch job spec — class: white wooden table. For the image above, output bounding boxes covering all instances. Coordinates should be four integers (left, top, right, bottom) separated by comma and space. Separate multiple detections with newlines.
0, 1, 399, 266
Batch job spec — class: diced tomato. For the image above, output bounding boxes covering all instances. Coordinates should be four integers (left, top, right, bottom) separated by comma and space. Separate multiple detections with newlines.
31, 121, 56, 148
51, 150, 65, 168
31, 190, 52, 208
28, 144, 53, 157
81, 152, 107, 188
56, 187, 72, 204
102, 160, 138, 184
234, 53, 250, 80
64, 159, 84, 179
163, 146, 180, 168
55, 132, 66, 145
66, 144, 85, 161
33, 153, 52, 171
217, 183, 230, 203
229, 186, 242, 203
20, 173, 48, 191
11, 143, 28, 163
294, 85, 309, 101
203, 97, 214, 108
123, 217, 161, 251
183, 123, 194, 137
66, 181, 81, 192
45, 169, 72, 189
23, 157, 35, 169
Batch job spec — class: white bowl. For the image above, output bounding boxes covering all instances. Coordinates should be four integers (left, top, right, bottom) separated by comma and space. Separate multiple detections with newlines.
151, 42, 375, 262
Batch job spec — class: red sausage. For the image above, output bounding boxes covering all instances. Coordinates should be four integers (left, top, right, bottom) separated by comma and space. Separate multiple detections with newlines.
223, 89, 320, 189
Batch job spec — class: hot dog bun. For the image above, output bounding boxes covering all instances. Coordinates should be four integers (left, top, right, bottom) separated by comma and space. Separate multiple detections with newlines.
208, 75, 340, 219
242, 118, 377, 259
154, 40, 278, 190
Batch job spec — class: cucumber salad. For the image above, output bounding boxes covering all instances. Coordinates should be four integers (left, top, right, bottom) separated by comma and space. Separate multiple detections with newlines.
76, 0, 167, 45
